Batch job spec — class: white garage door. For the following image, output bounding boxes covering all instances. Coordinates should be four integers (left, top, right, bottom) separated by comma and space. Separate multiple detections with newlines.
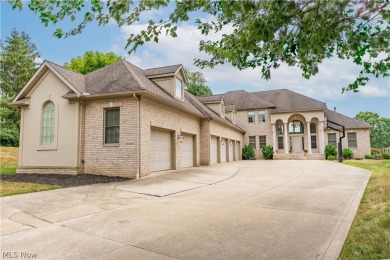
181, 134, 194, 168
151, 129, 172, 172
229, 141, 234, 161
235, 142, 240, 160
210, 136, 218, 164
221, 138, 227, 163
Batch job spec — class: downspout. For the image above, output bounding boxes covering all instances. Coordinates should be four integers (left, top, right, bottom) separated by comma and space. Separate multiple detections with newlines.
133, 94, 140, 179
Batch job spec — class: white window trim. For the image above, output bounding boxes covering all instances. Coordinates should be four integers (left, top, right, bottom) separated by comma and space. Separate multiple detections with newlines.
175, 77, 183, 100
38, 100, 58, 151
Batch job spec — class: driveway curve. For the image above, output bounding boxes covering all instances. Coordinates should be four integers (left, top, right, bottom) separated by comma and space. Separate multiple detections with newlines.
1, 160, 370, 260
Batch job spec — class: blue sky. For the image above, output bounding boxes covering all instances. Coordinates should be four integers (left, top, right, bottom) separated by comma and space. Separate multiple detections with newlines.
1, 2, 389, 118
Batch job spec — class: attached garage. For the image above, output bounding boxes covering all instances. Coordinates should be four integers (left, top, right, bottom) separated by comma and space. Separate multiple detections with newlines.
151, 128, 172, 172
180, 133, 194, 168
235, 141, 240, 161
210, 136, 218, 164
229, 141, 234, 161
221, 138, 227, 163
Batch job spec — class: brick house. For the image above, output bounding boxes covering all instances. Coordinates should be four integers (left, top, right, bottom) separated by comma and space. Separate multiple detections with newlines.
11, 60, 371, 178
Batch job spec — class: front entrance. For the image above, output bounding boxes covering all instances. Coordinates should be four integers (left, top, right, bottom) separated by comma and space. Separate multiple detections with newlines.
292, 136, 303, 153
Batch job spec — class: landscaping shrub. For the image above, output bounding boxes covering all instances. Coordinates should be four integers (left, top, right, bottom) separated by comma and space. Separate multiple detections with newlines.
262, 145, 274, 160
342, 148, 353, 159
365, 154, 374, 159
324, 144, 337, 159
327, 155, 335, 160
242, 145, 255, 160
371, 147, 380, 156
382, 153, 390, 159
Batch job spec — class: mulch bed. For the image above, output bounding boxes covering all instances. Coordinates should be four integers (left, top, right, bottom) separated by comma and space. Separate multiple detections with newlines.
0, 173, 130, 188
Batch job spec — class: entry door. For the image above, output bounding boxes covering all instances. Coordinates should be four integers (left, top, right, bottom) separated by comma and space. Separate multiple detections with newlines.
292, 136, 302, 153
151, 129, 172, 172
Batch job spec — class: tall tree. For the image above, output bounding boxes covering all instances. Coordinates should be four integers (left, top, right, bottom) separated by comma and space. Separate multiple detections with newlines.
0, 29, 40, 147
355, 111, 390, 148
184, 68, 213, 96
64, 51, 122, 74
9, 1, 390, 92
0, 28, 40, 98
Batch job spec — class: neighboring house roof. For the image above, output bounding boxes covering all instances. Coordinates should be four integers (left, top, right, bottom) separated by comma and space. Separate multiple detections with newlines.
224, 90, 275, 110
251, 89, 326, 113
197, 94, 224, 104
326, 109, 372, 129
143, 64, 182, 77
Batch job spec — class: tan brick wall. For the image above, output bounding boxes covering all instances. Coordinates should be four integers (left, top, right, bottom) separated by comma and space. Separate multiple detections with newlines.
200, 119, 211, 165
324, 128, 371, 159
83, 97, 138, 178
236, 109, 272, 159
139, 98, 201, 177
17, 167, 78, 175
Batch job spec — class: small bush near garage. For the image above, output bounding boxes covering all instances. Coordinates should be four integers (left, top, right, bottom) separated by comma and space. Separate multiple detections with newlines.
382, 153, 390, 159
325, 144, 337, 159
343, 148, 354, 159
327, 155, 336, 160
262, 145, 274, 160
365, 154, 374, 159
242, 145, 255, 160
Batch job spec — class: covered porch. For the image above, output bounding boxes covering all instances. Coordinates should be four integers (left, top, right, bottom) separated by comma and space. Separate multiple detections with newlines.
271, 112, 326, 160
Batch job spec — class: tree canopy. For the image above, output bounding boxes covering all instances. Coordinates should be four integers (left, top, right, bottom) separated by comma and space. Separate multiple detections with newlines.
184, 68, 213, 96
0, 29, 40, 146
64, 51, 123, 74
355, 111, 390, 148
9, 0, 390, 92
0, 28, 40, 98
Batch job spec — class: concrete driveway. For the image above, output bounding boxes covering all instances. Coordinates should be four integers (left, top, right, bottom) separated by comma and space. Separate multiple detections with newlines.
1, 161, 370, 259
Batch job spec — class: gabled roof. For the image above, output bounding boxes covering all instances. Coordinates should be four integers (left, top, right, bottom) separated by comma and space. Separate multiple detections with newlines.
326, 109, 372, 129
143, 64, 182, 77
197, 94, 224, 104
224, 90, 275, 110
225, 105, 236, 112
251, 89, 326, 113
47, 61, 86, 93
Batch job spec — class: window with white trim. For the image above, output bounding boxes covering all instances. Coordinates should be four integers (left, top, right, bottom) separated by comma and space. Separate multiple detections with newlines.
104, 108, 120, 144
175, 78, 182, 99
41, 101, 55, 145
248, 111, 255, 123
259, 135, 266, 149
258, 111, 265, 123
328, 133, 336, 146
249, 136, 256, 149
347, 133, 357, 148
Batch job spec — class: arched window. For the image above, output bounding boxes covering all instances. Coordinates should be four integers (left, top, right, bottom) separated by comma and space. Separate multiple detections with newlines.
289, 120, 304, 134
41, 101, 55, 145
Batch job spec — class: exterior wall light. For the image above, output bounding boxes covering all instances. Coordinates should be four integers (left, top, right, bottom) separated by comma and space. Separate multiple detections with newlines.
177, 134, 184, 143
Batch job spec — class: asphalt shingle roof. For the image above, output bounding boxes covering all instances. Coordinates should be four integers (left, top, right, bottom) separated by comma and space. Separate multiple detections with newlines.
143, 64, 182, 77
224, 90, 275, 110
251, 89, 326, 113
197, 94, 224, 104
326, 109, 372, 129
47, 61, 86, 93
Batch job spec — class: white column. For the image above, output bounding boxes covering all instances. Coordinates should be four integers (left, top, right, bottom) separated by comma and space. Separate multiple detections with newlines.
320, 121, 325, 153
284, 123, 288, 154
307, 122, 312, 154
272, 123, 277, 151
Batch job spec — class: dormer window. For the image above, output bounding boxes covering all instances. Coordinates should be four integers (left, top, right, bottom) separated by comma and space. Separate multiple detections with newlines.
175, 78, 183, 99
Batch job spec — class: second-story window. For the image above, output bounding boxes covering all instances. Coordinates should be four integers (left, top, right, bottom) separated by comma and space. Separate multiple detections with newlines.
248, 111, 255, 123
258, 111, 265, 123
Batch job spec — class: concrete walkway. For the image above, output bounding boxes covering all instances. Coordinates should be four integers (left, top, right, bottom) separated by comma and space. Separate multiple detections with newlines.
1, 161, 370, 259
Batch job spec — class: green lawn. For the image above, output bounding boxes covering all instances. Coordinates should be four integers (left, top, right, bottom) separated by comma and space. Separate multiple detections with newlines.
340, 160, 390, 259
0, 146, 60, 196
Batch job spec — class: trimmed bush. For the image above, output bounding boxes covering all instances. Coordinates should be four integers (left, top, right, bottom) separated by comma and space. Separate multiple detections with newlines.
371, 147, 380, 155
242, 145, 255, 160
365, 154, 374, 159
382, 153, 390, 159
342, 148, 353, 159
262, 145, 274, 160
325, 144, 337, 159
327, 155, 335, 160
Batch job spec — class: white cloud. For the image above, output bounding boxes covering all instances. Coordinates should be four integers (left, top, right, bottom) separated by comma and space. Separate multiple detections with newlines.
111, 22, 389, 102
